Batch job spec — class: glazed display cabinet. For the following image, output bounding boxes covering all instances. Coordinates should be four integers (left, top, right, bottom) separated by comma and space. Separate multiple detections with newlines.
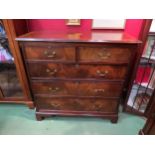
0, 20, 33, 108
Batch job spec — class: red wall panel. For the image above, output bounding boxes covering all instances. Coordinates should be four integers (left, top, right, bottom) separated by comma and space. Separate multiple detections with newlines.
124, 19, 144, 38
27, 19, 92, 33
27, 19, 144, 39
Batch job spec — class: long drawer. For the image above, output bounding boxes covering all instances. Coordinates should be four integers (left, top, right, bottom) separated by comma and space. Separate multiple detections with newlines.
27, 63, 127, 80
32, 81, 123, 97
35, 97, 118, 113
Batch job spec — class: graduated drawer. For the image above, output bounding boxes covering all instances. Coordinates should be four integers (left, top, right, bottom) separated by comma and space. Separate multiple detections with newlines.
79, 46, 132, 63
35, 97, 118, 113
32, 81, 123, 97
24, 43, 75, 61
27, 63, 127, 80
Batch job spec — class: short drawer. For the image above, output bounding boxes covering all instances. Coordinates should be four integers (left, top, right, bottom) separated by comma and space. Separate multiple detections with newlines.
35, 97, 118, 113
31, 81, 123, 97
24, 44, 75, 61
79, 46, 132, 63
27, 63, 127, 80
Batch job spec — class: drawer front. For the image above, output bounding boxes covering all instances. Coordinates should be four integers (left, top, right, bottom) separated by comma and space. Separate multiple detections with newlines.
28, 63, 75, 78
27, 63, 127, 80
24, 45, 75, 61
32, 81, 123, 97
35, 97, 118, 113
79, 46, 132, 63
78, 82, 123, 97
74, 65, 127, 79
31, 81, 78, 96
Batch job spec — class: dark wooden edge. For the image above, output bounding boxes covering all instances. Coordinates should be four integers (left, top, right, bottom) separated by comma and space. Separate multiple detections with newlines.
145, 90, 155, 117
0, 100, 34, 109
140, 89, 155, 134
31, 78, 125, 82
19, 41, 141, 47
138, 19, 153, 52
120, 45, 138, 104
0, 87, 4, 98
16, 38, 141, 44
31, 78, 125, 83
139, 118, 154, 135
25, 60, 129, 65
34, 95, 120, 99
35, 110, 118, 123
20, 43, 36, 107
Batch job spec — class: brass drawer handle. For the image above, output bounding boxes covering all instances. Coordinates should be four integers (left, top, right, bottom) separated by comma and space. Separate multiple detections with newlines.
96, 70, 108, 77
94, 89, 105, 93
46, 68, 57, 75
50, 102, 60, 107
48, 87, 60, 92
44, 51, 56, 58
98, 52, 111, 59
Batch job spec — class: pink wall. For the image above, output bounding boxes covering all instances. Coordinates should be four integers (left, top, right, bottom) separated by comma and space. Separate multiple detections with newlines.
27, 19, 92, 33
124, 19, 144, 38
27, 19, 145, 39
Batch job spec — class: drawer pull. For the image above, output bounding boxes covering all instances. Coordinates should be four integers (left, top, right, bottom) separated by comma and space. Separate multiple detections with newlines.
46, 68, 57, 75
94, 89, 105, 93
98, 52, 111, 59
96, 70, 109, 77
48, 87, 60, 92
44, 51, 56, 58
50, 102, 60, 107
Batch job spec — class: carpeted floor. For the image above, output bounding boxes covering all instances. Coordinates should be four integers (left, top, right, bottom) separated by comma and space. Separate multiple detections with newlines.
0, 104, 146, 135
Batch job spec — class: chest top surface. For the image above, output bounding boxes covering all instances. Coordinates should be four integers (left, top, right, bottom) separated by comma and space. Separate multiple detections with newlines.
16, 30, 141, 44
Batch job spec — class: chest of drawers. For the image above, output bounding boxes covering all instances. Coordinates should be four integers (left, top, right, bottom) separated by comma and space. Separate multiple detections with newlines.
17, 31, 140, 123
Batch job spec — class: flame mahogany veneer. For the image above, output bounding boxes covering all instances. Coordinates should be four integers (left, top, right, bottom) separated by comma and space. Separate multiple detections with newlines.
17, 31, 141, 123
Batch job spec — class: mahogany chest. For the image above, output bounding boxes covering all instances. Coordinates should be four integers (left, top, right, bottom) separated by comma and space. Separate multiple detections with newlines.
17, 31, 140, 123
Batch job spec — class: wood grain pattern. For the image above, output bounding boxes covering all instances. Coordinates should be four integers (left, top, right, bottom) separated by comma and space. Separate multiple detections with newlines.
31, 81, 123, 97
24, 44, 75, 61
79, 46, 132, 63
35, 97, 118, 113
27, 63, 127, 80
17, 31, 140, 122
32, 81, 77, 96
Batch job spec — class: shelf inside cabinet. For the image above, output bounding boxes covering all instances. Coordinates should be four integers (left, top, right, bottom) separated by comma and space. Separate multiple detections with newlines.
0, 36, 7, 40
140, 56, 155, 65
149, 32, 155, 36
127, 84, 152, 113
137, 82, 154, 90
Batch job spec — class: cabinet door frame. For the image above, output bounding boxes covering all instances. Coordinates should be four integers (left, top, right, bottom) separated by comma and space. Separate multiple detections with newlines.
123, 19, 153, 116
0, 19, 33, 108
139, 90, 155, 135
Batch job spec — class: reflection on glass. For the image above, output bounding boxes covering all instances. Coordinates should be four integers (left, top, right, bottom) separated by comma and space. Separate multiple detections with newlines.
0, 20, 23, 97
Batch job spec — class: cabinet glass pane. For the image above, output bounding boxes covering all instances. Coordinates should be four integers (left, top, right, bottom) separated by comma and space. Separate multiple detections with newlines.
0, 20, 23, 97
127, 35, 155, 114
